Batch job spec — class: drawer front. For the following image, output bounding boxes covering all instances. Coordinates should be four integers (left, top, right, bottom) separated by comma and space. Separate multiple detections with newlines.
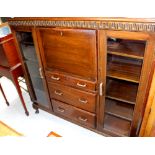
52, 99, 96, 129
45, 71, 96, 92
48, 82, 96, 113
37, 28, 97, 81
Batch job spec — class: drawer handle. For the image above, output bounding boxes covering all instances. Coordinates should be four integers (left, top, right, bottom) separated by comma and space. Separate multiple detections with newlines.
39, 68, 44, 79
78, 116, 87, 122
54, 90, 63, 96
79, 98, 88, 104
57, 107, 65, 113
51, 76, 60, 81
77, 82, 87, 88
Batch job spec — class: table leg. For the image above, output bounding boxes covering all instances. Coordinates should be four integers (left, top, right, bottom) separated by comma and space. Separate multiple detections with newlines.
12, 74, 29, 116
0, 83, 9, 106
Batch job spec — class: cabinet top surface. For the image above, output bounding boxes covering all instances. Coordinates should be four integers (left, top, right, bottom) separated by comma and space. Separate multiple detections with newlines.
8, 17, 155, 23
8, 17, 155, 32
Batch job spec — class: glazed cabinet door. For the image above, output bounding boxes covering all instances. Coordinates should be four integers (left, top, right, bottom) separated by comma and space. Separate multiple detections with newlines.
98, 30, 155, 136
14, 29, 51, 110
36, 28, 97, 81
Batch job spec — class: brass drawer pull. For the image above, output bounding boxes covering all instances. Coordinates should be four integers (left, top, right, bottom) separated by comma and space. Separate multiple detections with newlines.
60, 31, 63, 36
57, 107, 65, 113
77, 82, 87, 88
51, 76, 60, 81
54, 90, 63, 96
79, 98, 88, 104
78, 116, 87, 122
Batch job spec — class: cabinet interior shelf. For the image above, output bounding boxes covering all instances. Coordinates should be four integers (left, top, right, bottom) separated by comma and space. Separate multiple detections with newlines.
107, 61, 142, 83
104, 114, 131, 136
105, 99, 134, 121
21, 41, 34, 45
106, 79, 138, 104
107, 40, 145, 60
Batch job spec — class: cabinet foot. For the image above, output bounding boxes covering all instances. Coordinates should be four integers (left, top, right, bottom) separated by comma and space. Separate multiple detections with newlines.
35, 109, 39, 114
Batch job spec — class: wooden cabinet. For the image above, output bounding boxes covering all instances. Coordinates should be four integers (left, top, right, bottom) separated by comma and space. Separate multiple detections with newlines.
9, 18, 155, 136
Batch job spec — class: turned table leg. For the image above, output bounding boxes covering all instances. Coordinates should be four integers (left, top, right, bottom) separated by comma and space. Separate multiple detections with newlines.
0, 83, 9, 106
12, 74, 29, 116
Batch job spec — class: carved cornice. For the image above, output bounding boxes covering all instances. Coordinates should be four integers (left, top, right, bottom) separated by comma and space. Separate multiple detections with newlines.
8, 20, 155, 32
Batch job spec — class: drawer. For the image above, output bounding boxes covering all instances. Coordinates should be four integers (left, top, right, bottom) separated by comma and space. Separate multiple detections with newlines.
45, 71, 96, 92
37, 28, 97, 81
48, 82, 97, 113
52, 99, 96, 129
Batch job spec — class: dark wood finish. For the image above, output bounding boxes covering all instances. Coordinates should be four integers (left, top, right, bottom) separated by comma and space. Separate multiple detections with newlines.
106, 79, 138, 104
107, 40, 145, 60
48, 82, 97, 113
105, 99, 134, 121
37, 28, 97, 81
104, 114, 131, 136
52, 99, 96, 129
97, 30, 107, 130
9, 18, 155, 137
107, 60, 142, 83
0, 33, 29, 115
0, 34, 20, 67
130, 37, 155, 136
45, 70, 97, 92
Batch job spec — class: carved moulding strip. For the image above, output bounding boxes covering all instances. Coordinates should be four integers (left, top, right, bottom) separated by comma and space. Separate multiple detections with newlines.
9, 20, 155, 32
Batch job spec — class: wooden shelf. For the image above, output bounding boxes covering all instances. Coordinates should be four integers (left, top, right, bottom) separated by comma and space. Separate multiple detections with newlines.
107, 40, 145, 60
104, 114, 131, 136
107, 61, 142, 83
105, 99, 134, 121
21, 41, 34, 45
106, 79, 138, 104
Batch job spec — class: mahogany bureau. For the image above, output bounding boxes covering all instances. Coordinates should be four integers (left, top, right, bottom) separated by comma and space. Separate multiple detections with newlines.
9, 18, 155, 136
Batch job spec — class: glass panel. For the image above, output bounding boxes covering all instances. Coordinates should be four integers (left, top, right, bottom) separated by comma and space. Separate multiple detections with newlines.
16, 31, 49, 108
103, 37, 146, 136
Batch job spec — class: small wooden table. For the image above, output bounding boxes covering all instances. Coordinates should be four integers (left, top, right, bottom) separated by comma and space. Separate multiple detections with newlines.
0, 30, 29, 116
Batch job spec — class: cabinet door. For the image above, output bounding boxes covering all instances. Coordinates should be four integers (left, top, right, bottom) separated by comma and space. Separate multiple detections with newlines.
15, 30, 51, 110
37, 28, 97, 81
98, 30, 155, 136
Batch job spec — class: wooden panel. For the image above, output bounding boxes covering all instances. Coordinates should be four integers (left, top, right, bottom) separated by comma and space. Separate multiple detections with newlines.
106, 31, 149, 41
37, 28, 97, 80
0, 45, 9, 67
97, 30, 107, 130
52, 99, 96, 129
106, 79, 138, 104
48, 82, 97, 113
0, 34, 20, 68
140, 61, 155, 136
130, 38, 155, 136
105, 99, 134, 121
104, 114, 131, 136
45, 70, 96, 92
